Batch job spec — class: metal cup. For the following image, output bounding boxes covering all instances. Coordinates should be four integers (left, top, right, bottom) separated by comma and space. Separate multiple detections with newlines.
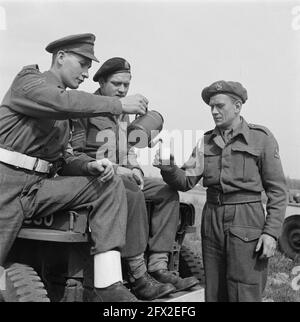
127, 110, 164, 148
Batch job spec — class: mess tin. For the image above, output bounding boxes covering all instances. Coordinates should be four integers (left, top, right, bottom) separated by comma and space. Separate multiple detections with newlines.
127, 110, 164, 148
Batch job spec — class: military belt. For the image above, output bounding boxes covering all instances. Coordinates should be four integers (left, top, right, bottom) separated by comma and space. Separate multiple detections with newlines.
206, 189, 261, 205
0, 147, 52, 173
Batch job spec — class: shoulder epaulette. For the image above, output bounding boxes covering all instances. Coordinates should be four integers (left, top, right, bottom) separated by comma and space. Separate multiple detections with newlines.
248, 123, 270, 135
17, 64, 40, 76
23, 64, 39, 70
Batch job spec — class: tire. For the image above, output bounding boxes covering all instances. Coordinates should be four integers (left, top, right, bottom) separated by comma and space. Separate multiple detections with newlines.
179, 245, 205, 284
1, 263, 50, 302
279, 215, 300, 259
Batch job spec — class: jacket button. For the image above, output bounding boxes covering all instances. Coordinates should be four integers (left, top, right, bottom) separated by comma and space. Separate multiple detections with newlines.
244, 237, 249, 241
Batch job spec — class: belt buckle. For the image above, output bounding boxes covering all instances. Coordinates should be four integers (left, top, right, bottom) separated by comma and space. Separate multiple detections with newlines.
32, 158, 52, 173
32, 158, 39, 171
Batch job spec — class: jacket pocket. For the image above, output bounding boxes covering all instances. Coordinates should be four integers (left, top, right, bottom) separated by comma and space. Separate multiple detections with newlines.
231, 145, 260, 182
229, 226, 262, 242
228, 225, 267, 285
231, 145, 260, 157
71, 129, 86, 151
89, 115, 116, 131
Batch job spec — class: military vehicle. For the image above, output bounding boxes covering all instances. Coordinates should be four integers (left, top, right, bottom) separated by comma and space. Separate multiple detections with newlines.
279, 193, 300, 260
0, 201, 204, 302
0, 109, 205, 302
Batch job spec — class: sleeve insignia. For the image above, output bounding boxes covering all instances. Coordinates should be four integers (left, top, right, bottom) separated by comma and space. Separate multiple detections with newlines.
22, 78, 46, 93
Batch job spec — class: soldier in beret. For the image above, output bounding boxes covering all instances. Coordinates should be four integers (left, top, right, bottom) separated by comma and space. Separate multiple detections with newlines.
154, 80, 288, 302
70, 57, 199, 298
0, 33, 150, 302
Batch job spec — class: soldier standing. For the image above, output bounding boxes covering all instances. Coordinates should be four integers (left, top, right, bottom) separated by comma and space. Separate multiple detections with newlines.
154, 80, 288, 302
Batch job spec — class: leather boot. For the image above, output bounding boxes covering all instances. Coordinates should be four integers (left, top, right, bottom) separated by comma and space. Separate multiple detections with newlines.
150, 269, 199, 292
130, 272, 176, 300
94, 281, 139, 302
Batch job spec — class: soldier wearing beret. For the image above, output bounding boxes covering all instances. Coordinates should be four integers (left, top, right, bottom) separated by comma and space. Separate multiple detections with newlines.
70, 57, 199, 297
154, 80, 288, 302
0, 33, 151, 302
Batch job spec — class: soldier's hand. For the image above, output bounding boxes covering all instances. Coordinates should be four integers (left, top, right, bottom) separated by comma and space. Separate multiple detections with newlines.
120, 94, 148, 115
99, 159, 115, 182
116, 166, 143, 189
255, 233, 277, 259
116, 166, 133, 177
132, 168, 144, 190
87, 159, 115, 182
153, 148, 175, 171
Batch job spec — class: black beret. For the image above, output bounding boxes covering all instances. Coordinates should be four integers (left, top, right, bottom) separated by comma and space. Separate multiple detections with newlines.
201, 80, 248, 105
93, 57, 131, 82
45, 33, 99, 62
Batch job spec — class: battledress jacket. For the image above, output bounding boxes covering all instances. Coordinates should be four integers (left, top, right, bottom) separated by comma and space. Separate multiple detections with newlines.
71, 88, 142, 172
0, 65, 123, 174
160, 118, 288, 239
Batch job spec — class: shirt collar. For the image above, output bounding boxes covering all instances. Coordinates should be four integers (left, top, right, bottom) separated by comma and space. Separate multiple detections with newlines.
208, 116, 250, 145
232, 117, 250, 144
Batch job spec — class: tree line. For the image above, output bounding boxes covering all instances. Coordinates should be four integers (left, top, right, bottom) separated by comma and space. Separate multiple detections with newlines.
286, 177, 300, 191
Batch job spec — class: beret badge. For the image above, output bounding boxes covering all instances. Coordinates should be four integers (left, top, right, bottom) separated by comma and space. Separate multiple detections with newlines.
124, 61, 130, 70
215, 83, 223, 91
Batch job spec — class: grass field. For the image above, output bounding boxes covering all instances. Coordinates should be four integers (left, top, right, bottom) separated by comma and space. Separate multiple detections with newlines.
179, 187, 300, 302
263, 251, 300, 302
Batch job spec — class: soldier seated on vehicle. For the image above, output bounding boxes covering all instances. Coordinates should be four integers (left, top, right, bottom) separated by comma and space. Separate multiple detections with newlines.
70, 57, 199, 298
0, 33, 151, 302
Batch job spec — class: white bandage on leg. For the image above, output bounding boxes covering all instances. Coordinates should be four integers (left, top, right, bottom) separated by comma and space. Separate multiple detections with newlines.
94, 250, 123, 288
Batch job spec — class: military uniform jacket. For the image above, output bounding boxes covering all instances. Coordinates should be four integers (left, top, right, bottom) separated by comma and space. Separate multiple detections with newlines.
71, 88, 142, 171
0, 65, 123, 174
161, 117, 288, 238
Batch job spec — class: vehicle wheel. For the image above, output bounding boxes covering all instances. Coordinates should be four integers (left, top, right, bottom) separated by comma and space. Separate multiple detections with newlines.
1, 263, 50, 302
179, 245, 205, 285
279, 215, 300, 259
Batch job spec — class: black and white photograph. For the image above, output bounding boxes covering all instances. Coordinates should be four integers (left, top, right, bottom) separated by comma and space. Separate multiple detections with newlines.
0, 0, 300, 308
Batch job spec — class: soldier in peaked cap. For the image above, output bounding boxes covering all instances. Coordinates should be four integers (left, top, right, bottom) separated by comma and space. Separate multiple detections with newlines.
70, 57, 199, 300
0, 33, 150, 302
154, 80, 288, 302
45, 33, 100, 62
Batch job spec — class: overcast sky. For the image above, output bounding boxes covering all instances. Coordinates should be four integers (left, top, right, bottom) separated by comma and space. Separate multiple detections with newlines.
0, 0, 300, 178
